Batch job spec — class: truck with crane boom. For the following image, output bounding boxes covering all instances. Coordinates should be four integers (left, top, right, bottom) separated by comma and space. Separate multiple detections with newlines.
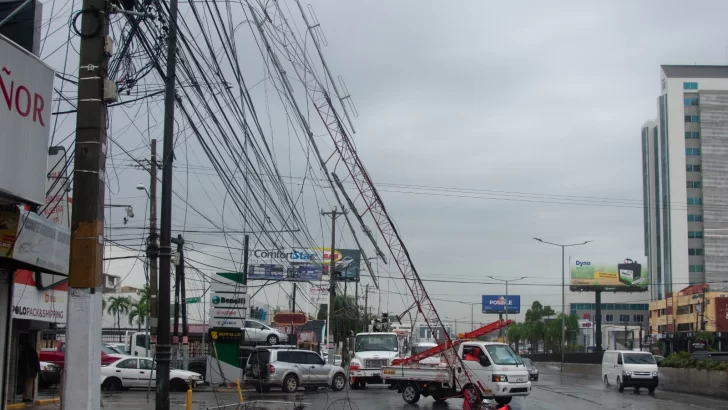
260, 8, 521, 404
382, 320, 532, 406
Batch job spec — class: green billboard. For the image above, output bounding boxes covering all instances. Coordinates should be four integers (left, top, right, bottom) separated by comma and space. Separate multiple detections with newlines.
570, 259, 648, 292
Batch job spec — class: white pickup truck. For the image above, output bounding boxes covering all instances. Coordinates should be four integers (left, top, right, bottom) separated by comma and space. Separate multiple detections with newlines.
382, 341, 531, 406
348, 332, 399, 389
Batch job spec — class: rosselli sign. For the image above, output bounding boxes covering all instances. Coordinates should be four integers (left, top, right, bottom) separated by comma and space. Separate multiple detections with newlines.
0, 34, 54, 205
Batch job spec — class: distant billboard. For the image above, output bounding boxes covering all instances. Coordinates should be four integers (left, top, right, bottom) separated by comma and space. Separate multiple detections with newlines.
570, 259, 648, 292
482, 295, 521, 314
247, 264, 285, 281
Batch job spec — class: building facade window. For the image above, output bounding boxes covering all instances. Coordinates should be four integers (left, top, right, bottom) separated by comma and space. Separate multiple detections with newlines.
687, 197, 703, 205
685, 131, 700, 139
685, 115, 700, 123
689, 264, 704, 272
686, 148, 701, 156
684, 97, 699, 106
687, 181, 702, 188
687, 164, 702, 172
605, 314, 614, 323
619, 314, 630, 323
688, 231, 703, 238
688, 248, 704, 256
683, 82, 699, 90
688, 214, 703, 222
633, 315, 644, 323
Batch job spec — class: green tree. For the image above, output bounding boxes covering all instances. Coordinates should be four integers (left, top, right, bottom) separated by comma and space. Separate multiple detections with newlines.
127, 285, 150, 331
507, 322, 523, 352
107, 296, 131, 341
520, 301, 556, 353
543, 313, 580, 353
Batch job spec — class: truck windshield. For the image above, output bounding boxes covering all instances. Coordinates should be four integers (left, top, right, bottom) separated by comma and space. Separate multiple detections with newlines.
623, 353, 656, 365
355, 334, 398, 352
484, 345, 523, 366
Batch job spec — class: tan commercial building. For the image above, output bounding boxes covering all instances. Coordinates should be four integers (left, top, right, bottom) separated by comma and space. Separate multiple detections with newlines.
649, 284, 728, 353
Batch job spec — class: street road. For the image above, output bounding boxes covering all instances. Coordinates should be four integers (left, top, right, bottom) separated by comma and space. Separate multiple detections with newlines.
37, 370, 728, 409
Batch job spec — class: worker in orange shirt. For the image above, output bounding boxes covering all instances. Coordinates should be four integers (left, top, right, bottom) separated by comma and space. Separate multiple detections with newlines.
465, 347, 481, 362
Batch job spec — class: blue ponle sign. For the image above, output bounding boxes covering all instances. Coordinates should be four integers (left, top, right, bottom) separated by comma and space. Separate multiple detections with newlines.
481, 295, 521, 314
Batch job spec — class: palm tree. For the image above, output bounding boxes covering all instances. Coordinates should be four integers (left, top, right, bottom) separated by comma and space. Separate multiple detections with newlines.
106, 296, 131, 341
507, 322, 523, 352
128, 299, 148, 331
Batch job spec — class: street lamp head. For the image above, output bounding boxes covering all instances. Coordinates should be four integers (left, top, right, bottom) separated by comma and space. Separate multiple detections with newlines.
533, 237, 543, 242
136, 183, 146, 191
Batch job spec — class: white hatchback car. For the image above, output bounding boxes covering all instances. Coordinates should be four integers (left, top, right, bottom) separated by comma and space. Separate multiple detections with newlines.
101, 357, 203, 392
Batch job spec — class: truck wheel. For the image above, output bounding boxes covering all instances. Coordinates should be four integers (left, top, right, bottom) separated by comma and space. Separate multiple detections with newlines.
402, 383, 420, 404
349, 378, 359, 390
495, 397, 512, 405
358, 381, 366, 389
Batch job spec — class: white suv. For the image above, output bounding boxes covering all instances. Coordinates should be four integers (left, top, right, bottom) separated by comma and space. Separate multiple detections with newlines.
244, 347, 347, 393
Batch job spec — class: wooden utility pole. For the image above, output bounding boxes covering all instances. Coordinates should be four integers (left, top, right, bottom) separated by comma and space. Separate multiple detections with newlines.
64, 0, 110, 407
321, 207, 345, 364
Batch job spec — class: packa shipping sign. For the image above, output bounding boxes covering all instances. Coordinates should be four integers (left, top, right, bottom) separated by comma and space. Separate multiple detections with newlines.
0, 35, 54, 206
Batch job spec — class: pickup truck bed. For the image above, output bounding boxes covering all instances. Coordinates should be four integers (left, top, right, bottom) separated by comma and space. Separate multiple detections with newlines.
382, 364, 456, 384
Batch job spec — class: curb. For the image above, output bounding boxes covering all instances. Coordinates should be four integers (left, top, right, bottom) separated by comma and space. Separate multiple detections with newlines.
35, 397, 60, 406
7, 403, 26, 410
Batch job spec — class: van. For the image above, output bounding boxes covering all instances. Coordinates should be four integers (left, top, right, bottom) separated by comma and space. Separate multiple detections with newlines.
601, 350, 658, 393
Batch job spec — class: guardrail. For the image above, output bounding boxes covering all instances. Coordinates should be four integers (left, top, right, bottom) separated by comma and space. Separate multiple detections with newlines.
522, 352, 604, 364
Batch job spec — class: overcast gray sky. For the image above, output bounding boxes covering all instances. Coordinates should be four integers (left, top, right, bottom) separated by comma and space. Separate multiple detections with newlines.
42, 0, 728, 328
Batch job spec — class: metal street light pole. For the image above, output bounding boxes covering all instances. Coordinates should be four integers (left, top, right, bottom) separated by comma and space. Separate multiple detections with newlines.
533, 238, 591, 372
487, 276, 528, 322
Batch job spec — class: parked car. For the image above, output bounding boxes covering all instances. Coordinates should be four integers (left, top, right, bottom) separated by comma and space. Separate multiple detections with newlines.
105, 343, 131, 355
243, 319, 289, 345
38, 361, 61, 389
522, 357, 539, 381
101, 357, 203, 392
40, 342, 123, 368
244, 347, 347, 393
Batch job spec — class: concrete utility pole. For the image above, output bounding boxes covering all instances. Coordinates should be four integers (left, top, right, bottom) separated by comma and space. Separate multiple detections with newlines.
171, 234, 188, 370
322, 207, 346, 364
533, 238, 591, 372
157, 0, 181, 403
148, 140, 159, 335
64, 0, 109, 406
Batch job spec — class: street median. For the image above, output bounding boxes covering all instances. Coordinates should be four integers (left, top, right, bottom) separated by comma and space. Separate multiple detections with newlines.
535, 361, 728, 399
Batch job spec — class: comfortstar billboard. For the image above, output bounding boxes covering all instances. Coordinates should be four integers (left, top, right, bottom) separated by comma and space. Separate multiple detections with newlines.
570, 259, 648, 292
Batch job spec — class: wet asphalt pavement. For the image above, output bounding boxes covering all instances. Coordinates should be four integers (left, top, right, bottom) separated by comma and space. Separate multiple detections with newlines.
37, 368, 728, 409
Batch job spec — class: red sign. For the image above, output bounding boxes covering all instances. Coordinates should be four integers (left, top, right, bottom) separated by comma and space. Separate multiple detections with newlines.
272, 312, 308, 326
716, 297, 728, 332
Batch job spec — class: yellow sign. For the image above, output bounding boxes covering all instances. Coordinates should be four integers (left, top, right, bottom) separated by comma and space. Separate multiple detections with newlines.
383, 369, 396, 375
0, 208, 19, 257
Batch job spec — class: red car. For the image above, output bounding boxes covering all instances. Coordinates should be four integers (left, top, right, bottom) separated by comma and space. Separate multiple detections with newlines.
39, 342, 122, 368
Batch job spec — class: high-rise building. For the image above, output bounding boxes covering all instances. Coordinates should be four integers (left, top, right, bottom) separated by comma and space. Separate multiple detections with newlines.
642, 65, 728, 301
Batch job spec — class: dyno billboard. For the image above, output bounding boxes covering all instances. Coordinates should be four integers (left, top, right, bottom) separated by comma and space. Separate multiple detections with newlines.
0, 35, 54, 206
